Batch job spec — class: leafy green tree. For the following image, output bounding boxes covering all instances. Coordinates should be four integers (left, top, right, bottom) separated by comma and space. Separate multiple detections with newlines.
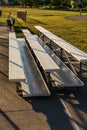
51, 0, 61, 6
6, 0, 87, 10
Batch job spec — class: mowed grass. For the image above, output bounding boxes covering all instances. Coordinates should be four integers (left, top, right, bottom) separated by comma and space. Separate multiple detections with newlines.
0, 7, 87, 52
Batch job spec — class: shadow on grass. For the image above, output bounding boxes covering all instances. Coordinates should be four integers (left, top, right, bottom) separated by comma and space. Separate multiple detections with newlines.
14, 25, 35, 37
43, 14, 54, 16
29, 17, 47, 25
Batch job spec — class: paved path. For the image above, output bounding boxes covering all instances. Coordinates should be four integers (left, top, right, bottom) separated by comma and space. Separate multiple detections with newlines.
0, 25, 74, 130
67, 16, 87, 20
0, 25, 87, 130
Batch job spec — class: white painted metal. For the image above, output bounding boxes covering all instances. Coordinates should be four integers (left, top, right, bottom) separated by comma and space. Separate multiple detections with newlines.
17, 38, 51, 97
22, 29, 60, 72
22, 29, 31, 38
9, 32, 25, 82
35, 26, 87, 62
38, 39, 84, 87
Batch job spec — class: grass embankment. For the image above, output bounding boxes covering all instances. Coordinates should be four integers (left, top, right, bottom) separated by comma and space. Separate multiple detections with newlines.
0, 7, 87, 52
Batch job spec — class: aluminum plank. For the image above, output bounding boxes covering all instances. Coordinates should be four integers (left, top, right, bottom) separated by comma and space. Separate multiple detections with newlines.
9, 33, 25, 82
17, 38, 51, 97
39, 39, 84, 87
35, 26, 87, 62
22, 29, 60, 72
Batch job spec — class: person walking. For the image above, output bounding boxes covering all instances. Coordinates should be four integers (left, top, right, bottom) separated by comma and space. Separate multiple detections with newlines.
10, 16, 15, 26
6, 12, 15, 31
10, 15, 15, 31
6, 18, 12, 31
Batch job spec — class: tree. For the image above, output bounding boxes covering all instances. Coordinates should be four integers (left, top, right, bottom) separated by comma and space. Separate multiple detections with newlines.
51, 0, 61, 6
50, 0, 71, 9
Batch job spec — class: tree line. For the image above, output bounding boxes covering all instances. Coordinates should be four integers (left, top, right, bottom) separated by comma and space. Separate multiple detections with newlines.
1, 0, 87, 10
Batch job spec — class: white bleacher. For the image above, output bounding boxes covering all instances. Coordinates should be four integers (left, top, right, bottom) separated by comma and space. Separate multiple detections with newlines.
22, 29, 60, 72
22, 29, 84, 88
17, 38, 51, 97
9, 32, 25, 82
35, 26, 87, 63
39, 40, 84, 87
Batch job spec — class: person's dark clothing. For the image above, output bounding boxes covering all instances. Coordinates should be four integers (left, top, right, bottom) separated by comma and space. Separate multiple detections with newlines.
7, 19, 12, 31
11, 17, 15, 25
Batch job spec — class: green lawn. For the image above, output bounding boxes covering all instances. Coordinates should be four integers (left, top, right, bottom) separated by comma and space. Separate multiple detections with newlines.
0, 7, 87, 52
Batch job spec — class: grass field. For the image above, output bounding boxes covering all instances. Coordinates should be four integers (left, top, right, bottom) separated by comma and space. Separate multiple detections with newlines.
0, 7, 87, 52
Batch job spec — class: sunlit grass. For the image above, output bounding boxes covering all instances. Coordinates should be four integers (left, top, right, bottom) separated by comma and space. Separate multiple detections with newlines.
0, 7, 87, 52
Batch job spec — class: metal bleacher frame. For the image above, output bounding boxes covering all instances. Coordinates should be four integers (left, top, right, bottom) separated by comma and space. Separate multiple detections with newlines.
9, 32, 51, 97
35, 26, 87, 76
22, 29, 84, 89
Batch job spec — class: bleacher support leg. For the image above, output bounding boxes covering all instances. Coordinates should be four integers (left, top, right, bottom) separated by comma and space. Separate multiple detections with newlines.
60, 48, 63, 59
80, 62, 82, 75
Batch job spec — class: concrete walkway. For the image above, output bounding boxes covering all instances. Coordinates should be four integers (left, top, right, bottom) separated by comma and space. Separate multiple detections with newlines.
67, 15, 87, 20
0, 25, 79, 130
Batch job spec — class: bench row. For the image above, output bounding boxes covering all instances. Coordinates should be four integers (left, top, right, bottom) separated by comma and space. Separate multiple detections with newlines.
9, 29, 85, 97
35, 26, 87, 63
9, 32, 51, 97
22, 29, 84, 88
22, 29, 59, 72
9, 33, 25, 82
